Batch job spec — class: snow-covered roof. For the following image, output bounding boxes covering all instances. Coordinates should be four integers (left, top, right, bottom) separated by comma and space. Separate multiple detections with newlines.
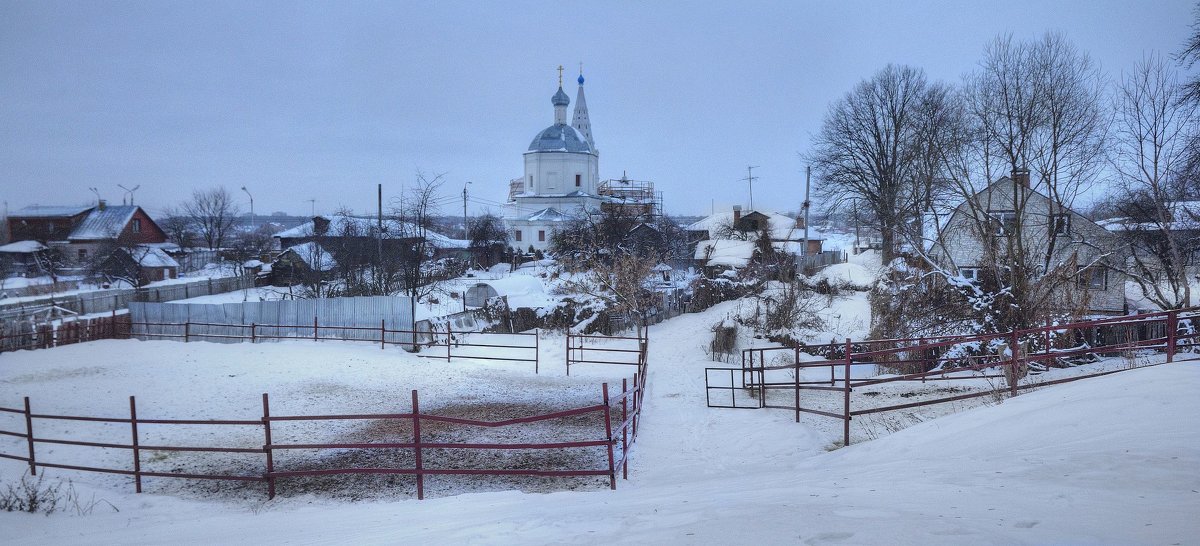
524, 208, 570, 222
686, 210, 821, 242
129, 246, 179, 268
274, 215, 467, 249
9, 205, 93, 218
0, 240, 48, 253
283, 242, 337, 271
652, 263, 673, 272
69, 205, 139, 241
527, 123, 594, 154
694, 239, 757, 269
468, 275, 554, 309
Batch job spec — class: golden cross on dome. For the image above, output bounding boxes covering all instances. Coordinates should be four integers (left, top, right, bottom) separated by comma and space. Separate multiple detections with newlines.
557, 65, 563, 87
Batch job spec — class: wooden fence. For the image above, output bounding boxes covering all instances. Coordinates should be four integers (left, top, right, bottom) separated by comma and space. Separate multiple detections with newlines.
0, 313, 130, 353
706, 307, 1200, 446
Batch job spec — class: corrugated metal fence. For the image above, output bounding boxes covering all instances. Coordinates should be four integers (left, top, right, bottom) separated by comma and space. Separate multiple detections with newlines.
0, 276, 255, 317
128, 296, 415, 344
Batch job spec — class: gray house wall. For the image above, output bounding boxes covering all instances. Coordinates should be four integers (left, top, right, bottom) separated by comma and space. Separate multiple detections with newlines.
930, 177, 1125, 315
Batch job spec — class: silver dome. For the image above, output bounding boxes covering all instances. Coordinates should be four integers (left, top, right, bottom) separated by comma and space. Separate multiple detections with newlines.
527, 123, 594, 153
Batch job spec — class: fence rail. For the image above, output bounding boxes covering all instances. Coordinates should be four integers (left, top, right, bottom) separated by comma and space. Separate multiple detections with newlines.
0, 382, 650, 499
706, 307, 1199, 446
0, 276, 254, 317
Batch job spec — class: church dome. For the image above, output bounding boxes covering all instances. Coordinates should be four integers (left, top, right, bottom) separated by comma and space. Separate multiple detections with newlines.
528, 123, 593, 153
551, 87, 570, 107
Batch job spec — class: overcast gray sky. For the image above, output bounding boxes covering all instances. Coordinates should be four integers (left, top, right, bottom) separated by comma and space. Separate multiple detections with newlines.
1, 1, 1195, 219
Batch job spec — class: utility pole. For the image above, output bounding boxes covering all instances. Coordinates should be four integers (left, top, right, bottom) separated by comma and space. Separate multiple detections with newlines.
462, 181, 472, 240
802, 166, 811, 257
307, 199, 316, 217
741, 166, 759, 210
377, 183, 383, 267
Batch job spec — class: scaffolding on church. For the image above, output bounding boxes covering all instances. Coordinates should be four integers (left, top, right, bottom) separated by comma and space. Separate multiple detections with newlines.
598, 176, 662, 220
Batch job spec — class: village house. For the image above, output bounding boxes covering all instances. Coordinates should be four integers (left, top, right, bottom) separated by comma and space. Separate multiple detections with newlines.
929, 171, 1126, 315
6, 201, 170, 266
687, 206, 824, 275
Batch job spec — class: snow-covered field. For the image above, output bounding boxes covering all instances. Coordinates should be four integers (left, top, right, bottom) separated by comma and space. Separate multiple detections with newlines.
1, 299, 1197, 544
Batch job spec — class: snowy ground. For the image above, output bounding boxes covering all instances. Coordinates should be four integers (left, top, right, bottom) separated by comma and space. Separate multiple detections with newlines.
1, 299, 1198, 544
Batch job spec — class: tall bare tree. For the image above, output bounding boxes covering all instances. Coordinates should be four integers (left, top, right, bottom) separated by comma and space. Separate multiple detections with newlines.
181, 187, 241, 251
809, 64, 952, 263
393, 171, 457, 300
1109, 54, 1199, 310
1178, 3, 1200, 106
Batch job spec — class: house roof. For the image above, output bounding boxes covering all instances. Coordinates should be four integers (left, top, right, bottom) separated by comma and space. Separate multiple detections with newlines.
0, 240, 49, 253
128, 246, 180, 268
68, 205, 140, 241
9, 205, 94, 219
273, 215, 467, 249
686, 209, 822, 242
694, 239, 757, 269
282, 241, 338, 271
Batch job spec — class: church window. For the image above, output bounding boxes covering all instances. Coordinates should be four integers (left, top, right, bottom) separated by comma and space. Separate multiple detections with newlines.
515, 230, 522, 242
538, 230, 545, 242
528, 176, 533, 188
575, 174, 581, 187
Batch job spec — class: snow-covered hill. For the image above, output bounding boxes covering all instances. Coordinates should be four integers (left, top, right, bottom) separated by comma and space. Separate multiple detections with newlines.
1, 299, 1197, 544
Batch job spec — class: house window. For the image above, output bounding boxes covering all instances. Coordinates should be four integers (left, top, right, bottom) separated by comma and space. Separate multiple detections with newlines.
989, 211, 1018, 236
132, 218, 142, 233
514, 230, 522, 242
960, 267, 982, 283
575, 174, 581, 187
538, 230, 546, 242
1051, 213, 1070, 235
78, 248, 87, 261
1078, 266, 1107, 290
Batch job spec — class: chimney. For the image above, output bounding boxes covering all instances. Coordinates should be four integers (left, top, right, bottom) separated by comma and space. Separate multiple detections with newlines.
97, 199, 106, 211
733, 205, 742, 223
1011, 169, 1030, 188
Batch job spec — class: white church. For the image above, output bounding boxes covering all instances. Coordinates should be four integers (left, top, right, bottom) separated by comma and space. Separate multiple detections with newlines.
503, 68, 659, 252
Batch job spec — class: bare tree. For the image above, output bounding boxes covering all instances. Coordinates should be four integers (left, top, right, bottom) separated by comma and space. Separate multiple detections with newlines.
809, 64, 953, 263
467, 213, 509, 268
394, 171, 458, 301
181, 187, 241, 251
1109, 54, 1199, 310
158, 206, 197, 249
1178, 3, 1200, 106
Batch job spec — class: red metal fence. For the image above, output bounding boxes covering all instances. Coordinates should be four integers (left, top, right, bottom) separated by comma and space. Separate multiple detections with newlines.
0, 377, 649, 499
566, 331, 649, 376
1, 315, 542, 372
707, 307, 1200, 446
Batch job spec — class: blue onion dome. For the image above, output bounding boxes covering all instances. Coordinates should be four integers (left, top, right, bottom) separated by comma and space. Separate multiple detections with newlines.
577, 73, 585, 85
551, 86, 570, 106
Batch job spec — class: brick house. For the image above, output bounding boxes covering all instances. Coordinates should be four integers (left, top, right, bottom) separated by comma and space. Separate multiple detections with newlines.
7, 201, 169, 265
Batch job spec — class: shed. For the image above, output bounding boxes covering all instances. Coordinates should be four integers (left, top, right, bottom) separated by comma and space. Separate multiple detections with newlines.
463, 275, 550, 309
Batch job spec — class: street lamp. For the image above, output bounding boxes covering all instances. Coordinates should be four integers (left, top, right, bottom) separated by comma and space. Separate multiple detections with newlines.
117, 184, 140, 206
88, 187, 101, 206
241, 186, 254, 231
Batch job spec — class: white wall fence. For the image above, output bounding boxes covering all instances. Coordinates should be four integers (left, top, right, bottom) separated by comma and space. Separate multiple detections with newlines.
128, 296, 417, 345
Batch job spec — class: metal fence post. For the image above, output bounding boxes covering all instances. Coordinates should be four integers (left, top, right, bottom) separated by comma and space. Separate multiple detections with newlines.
843, 338, 852, 447
621, 377, 628, 480
602, 383, 616, 490
565, 333, 571, 376
184, 321, 189, 343
262, 393, 275, 500
412, 390, 424, 500
313, 316, 318, 341
251, 323, 257, 343
381, 319, 386, 350
535, 328, 540, 374
130, 396, 142, 493
446, 323, 452, 362
24, 397, 35, 475
1009, 329, 1020, 397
